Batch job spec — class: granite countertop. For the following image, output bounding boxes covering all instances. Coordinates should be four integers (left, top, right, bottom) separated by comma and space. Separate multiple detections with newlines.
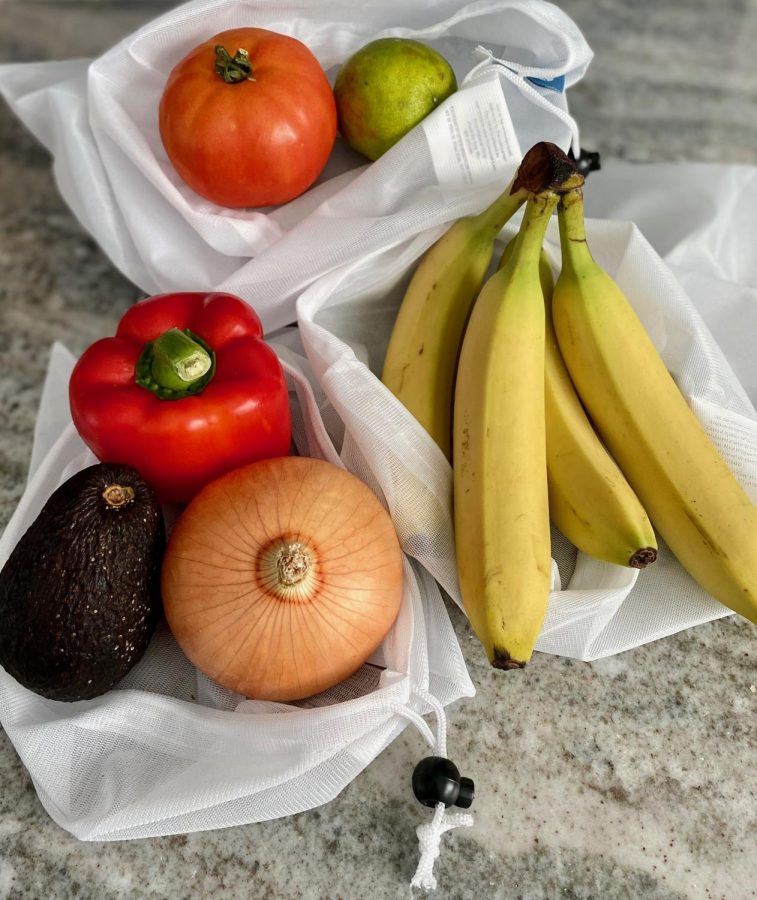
1, 2, 756, 898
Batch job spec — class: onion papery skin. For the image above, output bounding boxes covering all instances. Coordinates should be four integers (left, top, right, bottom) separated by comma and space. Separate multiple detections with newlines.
162, 456, 404, 701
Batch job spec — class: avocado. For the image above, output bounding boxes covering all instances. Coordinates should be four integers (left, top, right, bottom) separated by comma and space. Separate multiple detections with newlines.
0, 463, 165, 701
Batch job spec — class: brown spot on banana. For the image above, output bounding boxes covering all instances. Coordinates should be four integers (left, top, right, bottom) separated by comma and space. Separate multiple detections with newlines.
460, 426, 470, 454
682, 507, 727, 559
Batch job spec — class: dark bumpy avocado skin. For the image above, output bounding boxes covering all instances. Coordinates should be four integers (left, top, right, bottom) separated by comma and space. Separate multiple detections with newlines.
0, 464, 165, 701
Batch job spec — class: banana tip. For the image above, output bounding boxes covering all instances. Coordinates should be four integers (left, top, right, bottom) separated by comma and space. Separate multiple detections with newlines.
630, 547, 658, 569
491, 651, 527, 671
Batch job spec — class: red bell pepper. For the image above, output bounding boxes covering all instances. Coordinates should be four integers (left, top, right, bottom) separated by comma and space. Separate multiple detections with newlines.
70, 292, 291, 504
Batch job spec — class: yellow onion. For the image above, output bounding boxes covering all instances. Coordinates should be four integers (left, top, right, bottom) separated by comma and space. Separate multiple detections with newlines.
162, 456, 404, 701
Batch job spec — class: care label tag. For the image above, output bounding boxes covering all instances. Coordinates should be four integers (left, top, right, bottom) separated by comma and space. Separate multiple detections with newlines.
421, 75, 521, 187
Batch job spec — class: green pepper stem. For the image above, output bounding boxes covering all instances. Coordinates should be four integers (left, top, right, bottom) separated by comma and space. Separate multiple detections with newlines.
135, 328, 216, 400
150, 328, 211, 391
215, 45, 254, 83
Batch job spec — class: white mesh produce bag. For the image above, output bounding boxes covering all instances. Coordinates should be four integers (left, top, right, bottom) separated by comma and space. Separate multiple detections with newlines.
0, 340, 474, 855
0, 0, 594, 884
0, 0, 592, 331
293, 170, 757, 662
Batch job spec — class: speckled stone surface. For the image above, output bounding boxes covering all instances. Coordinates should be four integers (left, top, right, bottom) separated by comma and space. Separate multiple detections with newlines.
1, 3, 757, 899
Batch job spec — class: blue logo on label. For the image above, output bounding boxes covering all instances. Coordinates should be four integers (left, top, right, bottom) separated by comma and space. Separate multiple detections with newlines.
527, 74, 566, 93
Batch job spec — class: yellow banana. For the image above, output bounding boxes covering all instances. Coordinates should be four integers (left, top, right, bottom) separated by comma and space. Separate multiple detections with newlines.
382, 142, 580, 460
381, 182, 527, 459
498, 241, 657, 568
552, 187, 757, 623
453, 191, 559, 669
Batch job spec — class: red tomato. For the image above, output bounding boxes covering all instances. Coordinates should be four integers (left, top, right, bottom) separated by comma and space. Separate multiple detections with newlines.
159, 28, 337, 208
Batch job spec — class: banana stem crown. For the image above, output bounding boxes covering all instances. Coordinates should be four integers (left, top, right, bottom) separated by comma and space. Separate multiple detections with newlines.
470, 142, 586, 242
512, 142, 585, 195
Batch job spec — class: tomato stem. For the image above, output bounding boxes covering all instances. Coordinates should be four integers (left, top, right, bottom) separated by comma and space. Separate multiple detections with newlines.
215, 45, 254, 83
136, 328, 216, 400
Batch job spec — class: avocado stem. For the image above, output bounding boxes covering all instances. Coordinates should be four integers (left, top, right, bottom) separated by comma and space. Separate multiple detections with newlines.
102, 485, 135, 508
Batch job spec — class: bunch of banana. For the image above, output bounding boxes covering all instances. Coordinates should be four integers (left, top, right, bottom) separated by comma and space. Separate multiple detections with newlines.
384, 142, 659, 667
552, 187, 757, 624
383, 138, 757, 670
498, 241, 657, 569
381, 141, 577, 460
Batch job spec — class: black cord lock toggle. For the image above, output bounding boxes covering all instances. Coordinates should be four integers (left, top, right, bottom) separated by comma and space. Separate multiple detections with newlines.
412, 756, 475, 809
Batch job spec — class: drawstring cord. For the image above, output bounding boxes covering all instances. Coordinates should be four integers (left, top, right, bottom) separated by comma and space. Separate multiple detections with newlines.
394, 686, 447, 757
393, 686, 474, 891
413, 804, 474, 891
464, 45, 581, 154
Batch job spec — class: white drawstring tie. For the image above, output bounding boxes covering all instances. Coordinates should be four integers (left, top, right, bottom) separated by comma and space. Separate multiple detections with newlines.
393, 686, 474, 891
